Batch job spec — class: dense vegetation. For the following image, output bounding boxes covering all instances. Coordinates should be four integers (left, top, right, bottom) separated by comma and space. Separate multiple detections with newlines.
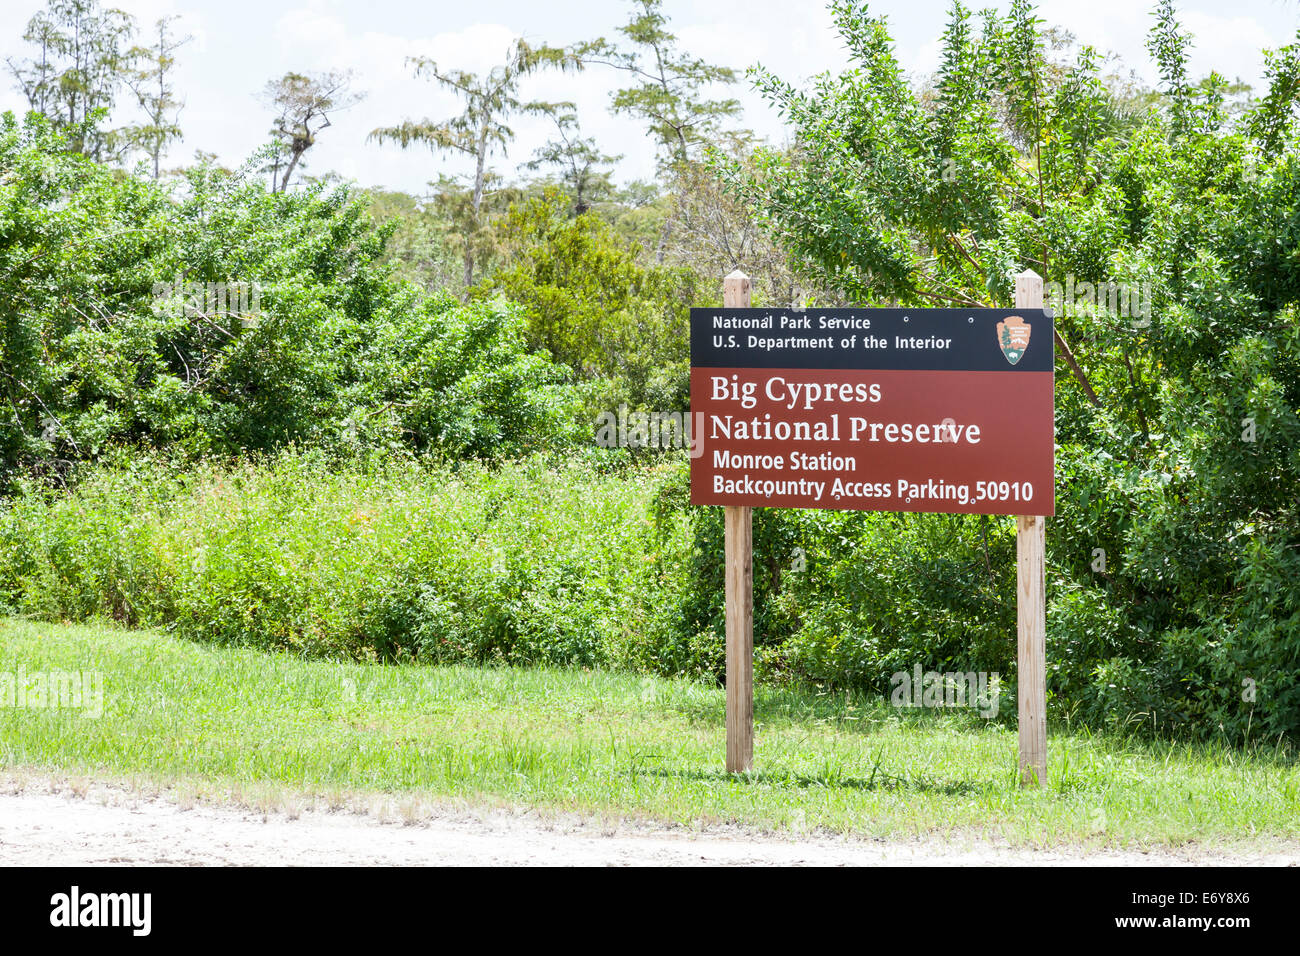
1, 0, 1298, 745
0, 452, 667, 665
0, 115, 578, 474
717, 0, 1300, 741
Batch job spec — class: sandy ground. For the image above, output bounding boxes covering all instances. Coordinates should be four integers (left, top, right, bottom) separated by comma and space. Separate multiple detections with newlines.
1, 779, 1296, 866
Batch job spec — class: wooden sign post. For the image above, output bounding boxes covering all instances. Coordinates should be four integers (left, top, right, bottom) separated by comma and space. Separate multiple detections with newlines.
1014, 269, 1047, 787
723, 270, 754, 774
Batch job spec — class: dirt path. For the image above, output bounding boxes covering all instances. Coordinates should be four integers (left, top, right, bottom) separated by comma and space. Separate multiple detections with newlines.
2, 780, 1294, 866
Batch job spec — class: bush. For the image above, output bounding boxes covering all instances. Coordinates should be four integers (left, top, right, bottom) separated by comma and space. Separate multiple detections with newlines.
0, 451, 674, 666
0, 114, 580, 488
476, 190, 701, 412
2, 447, 1297, 744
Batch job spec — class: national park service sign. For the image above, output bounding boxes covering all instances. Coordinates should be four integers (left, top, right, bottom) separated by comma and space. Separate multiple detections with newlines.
690, 307, 1055, 516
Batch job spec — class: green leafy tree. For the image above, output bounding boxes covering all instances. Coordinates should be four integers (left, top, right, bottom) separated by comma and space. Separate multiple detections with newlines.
479, 190, 700, 410
709, 0, 1300, 740
729, 0, 1118, 400
370, 38, 580, 287
122, 16, 190, 178
5, 0, 137, 161
350, 292, 579, 460
577, 0, 741, 170
0, 113, 577, 485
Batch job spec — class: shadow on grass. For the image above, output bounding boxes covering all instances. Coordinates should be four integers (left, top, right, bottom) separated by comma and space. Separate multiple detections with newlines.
624, 765, 997, 797
668, 694, 1002, 739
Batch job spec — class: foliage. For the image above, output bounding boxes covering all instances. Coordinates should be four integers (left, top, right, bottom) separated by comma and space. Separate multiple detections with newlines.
347, 292, 581, 460
478, 189, 702, 411
650, 458, 1018, 690
523, 106, 621, 215
0, 113, 576, 486
121, 16, 190, 179
363, 187, 464, 291
369, 38, 581, 287
577, 0, 741, 170
0, 451, 668, 668
4, 0, 1300, 746
5, 0, 136, 162
719, 0, 1300, 741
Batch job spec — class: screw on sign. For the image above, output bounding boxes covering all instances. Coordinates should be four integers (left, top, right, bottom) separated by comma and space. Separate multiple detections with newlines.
693, 269, 1052, 786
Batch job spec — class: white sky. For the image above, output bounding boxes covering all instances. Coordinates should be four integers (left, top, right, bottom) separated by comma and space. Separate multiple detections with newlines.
1, 0, 1296, 194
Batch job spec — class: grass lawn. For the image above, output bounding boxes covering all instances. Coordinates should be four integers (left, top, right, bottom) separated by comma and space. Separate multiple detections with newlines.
1, 615, 1297, 848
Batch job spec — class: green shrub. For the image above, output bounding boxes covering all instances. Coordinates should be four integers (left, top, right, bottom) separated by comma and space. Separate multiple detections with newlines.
0, 114, 580, 487
0, 450, 672, 666
476, 190, 701, 412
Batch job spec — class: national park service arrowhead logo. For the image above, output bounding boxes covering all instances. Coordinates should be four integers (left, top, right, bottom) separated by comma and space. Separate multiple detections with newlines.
996, 315, 1032, 365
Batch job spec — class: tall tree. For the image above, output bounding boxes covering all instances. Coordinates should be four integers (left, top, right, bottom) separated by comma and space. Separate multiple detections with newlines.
522, 106, 621, 214
674, 133, 826, 308
576, 0, 741, 171
123, 15, 190, 179
261, 70, 363, 193
369, 38, 580, 288
5, 0, 137, 161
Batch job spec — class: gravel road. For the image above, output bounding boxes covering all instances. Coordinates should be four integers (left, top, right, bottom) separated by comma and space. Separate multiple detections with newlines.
1, 780, 1294, 866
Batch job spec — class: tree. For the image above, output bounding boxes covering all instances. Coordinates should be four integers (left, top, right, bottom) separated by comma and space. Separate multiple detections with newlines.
122, 15, 190, 178
478, 189, 700, 410
369, 38, 580, 288
0, 114, 575, 484
730, 0, 1109, 401
720, 0, 1300, 740
676, 133, 832, 308
576, 0, 741, 171
522, 107, 621, 215
5, 0, 136, 161
261, 70, 363, 193
421, 172, 521, 296
576, 1, 746, 265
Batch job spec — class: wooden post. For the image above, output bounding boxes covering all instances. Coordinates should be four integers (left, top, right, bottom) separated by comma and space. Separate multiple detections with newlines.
1014, 269, 1047, 787
723, 270, 754, 774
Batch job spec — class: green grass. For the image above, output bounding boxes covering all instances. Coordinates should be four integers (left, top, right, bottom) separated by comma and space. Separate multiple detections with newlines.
2, 615, 1297, 848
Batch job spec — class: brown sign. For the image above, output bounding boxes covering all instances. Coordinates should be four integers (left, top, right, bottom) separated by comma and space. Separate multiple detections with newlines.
689, 309, 1054, 515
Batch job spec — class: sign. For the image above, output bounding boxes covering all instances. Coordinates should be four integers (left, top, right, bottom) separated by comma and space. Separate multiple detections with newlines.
689, 308, 1054, 515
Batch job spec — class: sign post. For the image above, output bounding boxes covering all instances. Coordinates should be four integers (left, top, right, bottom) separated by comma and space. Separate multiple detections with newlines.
1014, 269, 1047, 787
723, 270, 754, 774
691, 273, 1053, 783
